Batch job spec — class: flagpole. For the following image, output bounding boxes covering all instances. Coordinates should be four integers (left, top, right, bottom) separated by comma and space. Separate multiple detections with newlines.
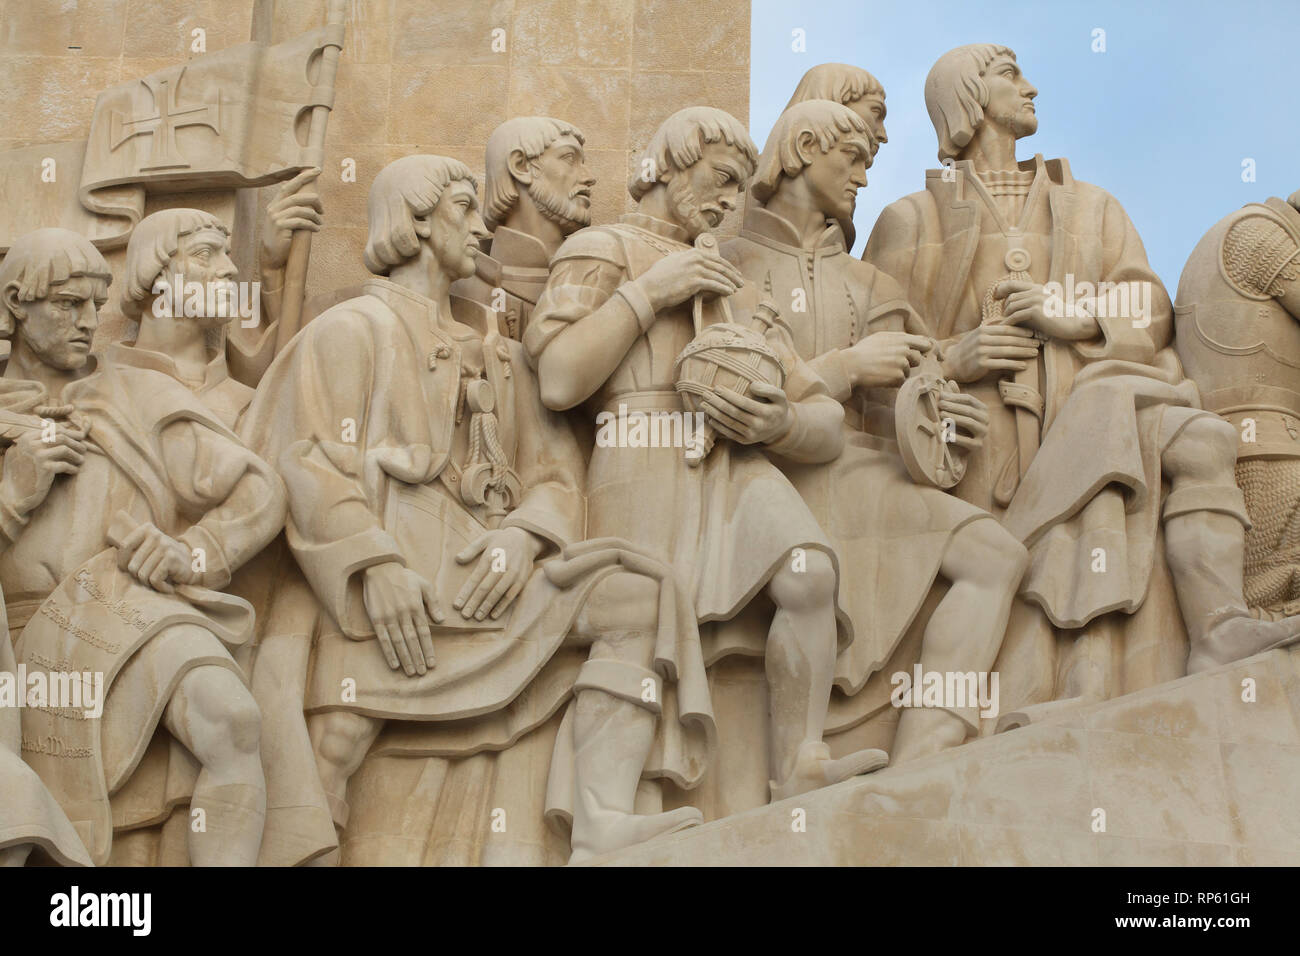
274, 0, 347, 356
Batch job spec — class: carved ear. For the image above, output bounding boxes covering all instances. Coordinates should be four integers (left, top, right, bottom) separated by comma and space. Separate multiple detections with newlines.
507, 148, 534, 185
794, 130, 819, 168
1, 285, 23, 335
150, 268, 170, 296
413, 213, 433, 239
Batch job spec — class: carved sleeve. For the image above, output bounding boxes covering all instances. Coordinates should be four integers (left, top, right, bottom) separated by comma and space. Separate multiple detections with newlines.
765, 331, 845, 465
243, 311, 406, 629
527, 251, 647, 410
1073, 189, 1173, 364
159, 418, 288, 590
500, 343, 585, 554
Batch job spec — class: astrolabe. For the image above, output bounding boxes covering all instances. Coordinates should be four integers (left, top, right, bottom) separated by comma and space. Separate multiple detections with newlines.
894, 353, 968, 489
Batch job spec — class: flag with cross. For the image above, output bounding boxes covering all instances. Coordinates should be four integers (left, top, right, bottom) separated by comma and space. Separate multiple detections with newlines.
0, 23, 342, 254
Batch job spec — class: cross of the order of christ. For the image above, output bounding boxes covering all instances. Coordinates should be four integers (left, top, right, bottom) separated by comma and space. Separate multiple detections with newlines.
109, 66, 222, 172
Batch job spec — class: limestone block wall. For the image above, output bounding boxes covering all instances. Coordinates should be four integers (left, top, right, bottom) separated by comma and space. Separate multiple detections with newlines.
1, 1, 751, 306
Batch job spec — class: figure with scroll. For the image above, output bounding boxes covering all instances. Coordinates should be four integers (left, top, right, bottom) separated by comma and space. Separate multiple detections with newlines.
0, 227, 286, 866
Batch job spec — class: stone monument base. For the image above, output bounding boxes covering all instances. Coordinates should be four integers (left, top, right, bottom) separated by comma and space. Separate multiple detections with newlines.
587, 646, 1300, 865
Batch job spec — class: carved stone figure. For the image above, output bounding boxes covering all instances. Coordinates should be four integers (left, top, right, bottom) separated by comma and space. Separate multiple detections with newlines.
864, 45, 1300, 719
722, 99, 1027, 761
101, 189, 323, 864
0, 227, 286, 866
451, 117, 595, 341
783, 63, 889, 248
1176, 191, 1300, 618
528, 106, 890, 813
117, 177, 324, 429
243, 154, 725, 864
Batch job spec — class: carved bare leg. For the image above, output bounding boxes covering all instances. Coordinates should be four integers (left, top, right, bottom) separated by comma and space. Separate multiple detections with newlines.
304, 710, 384, 867
569, 573, 701, 862
164, 659, 267, 867
766, 550, 886, 801
893, 519, 1027, 763
1163, 417, 1300, 672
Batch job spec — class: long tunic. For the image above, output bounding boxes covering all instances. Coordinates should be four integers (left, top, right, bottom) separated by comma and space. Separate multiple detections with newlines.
723, 205, 992, 689
3, 361, 285, 863
527, 212, 849, 634
243, 277, 588, 721
864, 154, 1213, 630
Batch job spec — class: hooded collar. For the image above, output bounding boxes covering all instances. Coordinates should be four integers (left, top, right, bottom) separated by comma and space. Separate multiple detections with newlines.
488, 225, 554, 271
620, 212, 692, 246
740, 202, 846, 254
108, 340, 228, 392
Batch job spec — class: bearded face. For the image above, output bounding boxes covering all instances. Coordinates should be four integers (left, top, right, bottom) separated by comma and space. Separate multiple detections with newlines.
523, 133, 595, 234
981, 54, 1038, 140
662, 140, 751, 240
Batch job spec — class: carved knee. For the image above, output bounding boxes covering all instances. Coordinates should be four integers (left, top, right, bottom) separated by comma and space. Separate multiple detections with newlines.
309, 711, 380, 779
1165, 414, 1238, 484
953, 519, 1029, 589
768, 548, 836, 612
172, 664, 262, 764
575, 570, 660, 639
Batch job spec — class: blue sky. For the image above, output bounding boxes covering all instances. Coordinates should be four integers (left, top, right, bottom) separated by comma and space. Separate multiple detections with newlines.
749, 0, 1300, 292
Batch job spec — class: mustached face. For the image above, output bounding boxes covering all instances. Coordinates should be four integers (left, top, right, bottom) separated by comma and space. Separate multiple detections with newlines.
427, 179, 491, 280
982, 54, 1038, 139
11, 274, 103, 370
664, 140, 751, 239
525, 133, 595, 233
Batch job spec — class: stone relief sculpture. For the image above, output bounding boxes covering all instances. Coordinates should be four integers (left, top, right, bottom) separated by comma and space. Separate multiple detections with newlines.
721, 98, 1027, 762
862, 44, 1300, 725
243, 154, 743, 864
452, 117, 596, 341
0, 227, 286, 866
2, 1, 1297, 869
528, 106, 889, 814
782, 63, 889, 248
1175, 192, 1300, 619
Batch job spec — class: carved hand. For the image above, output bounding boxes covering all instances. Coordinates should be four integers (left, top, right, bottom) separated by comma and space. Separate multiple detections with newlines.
454, 526, 545, 622
843, 332, 933, 388
936, 391, 991, 451
0, 426, 87, 518
634, 248, 744, 314
362, 562, 444, 676
115, 522, 196, 595
996, 279, 1099, 341
701, 382, 794, 446
940, 324, 1041, 383
260, 167, 324, 274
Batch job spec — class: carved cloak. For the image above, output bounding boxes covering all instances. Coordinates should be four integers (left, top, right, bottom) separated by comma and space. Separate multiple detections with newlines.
3, 362, 285, 864
864, 154, 1195, 703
